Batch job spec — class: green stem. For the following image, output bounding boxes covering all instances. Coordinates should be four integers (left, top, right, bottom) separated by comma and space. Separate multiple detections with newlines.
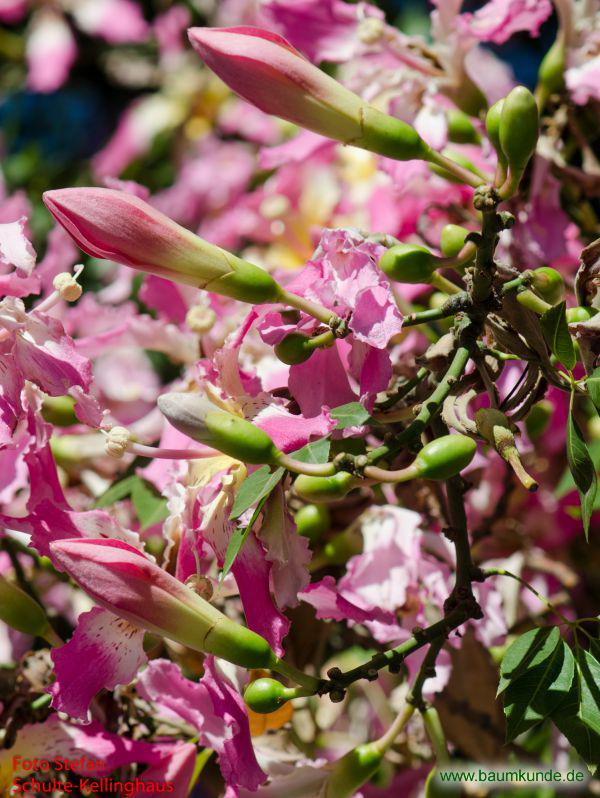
516, 289, 552, 315
372, 703, 415, 754
426, 150, 485, 189
327, 606, 471, 688
501, 273, 533, 295
279, 288, 337, 326
367, 327, 474, 465
275, 453, 336, 477
271, 656, 323, 692
483, 568, 572, 626
422, 707, 450, 765
430, 272, 462, 295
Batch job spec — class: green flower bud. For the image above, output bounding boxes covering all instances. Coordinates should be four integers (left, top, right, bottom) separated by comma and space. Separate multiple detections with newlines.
294, 503, 331, 543
0, 575, 53, 640
203, 259, 282, 304
42, 395, 77, 427
485, 99, 507, 176
323, 743, 383, 798
413, 434, 476, 480
274, 333, 313, 365
294, 471, 357, 503
447, 109, 481, 144
499, 86, 539, 174
158, 392, 282, 465
566, 306, 597, 323
525, 400, 552, 440
531, 267, 564, 305
440, 224, 470, 259
244, 677, 289, 714
379, 243, 436, 284
538, 38, 566, 97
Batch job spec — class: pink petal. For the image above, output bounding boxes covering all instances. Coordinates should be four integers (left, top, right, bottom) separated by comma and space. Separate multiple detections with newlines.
458, 0, 552, 44
49, 607, 146, 722
0, 218, 36, 274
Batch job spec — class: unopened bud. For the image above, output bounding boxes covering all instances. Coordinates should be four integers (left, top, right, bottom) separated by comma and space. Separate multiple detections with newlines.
413, 434, 477, 480
499, 86, 539, 175
379, 243, 436, 284
475, 408, 538, 492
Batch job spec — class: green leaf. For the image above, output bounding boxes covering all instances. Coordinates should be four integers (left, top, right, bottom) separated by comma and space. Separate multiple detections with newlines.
550, 654, 600, 774
330, 402, 371, 429
540, 301, 576, 370
229, 466, 284, 521
555, 439, 600, 501
566, 389, 598, 539
587, 367, 600, 413
290, 438, 331, 464
502, 638, 575, 741
576, 647, 600, 736
95, 475, 139, 508
498, 627, 560, 695
222, 491, 271, 579
131, 479, 169, 531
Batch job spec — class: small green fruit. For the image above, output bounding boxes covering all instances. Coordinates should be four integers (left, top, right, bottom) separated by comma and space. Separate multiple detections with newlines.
499, 86, 539, 174
413, 434, 477, 480
566, 306, 597, 323
440, 224, 470, 259
447, 109, 480, 144
531, 267, 564, 305
294, 471, 356, 503
379, 244, 436, 284
244, 678, 289, 714
294, 504, 331, 543
274, 333, 313, 365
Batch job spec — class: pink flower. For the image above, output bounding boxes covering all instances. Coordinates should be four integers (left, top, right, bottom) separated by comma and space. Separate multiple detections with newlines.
188, 26, 429, 161
26, 10, 77, 93
138, 658, 266, 791
458, 0, 553, 45
566, 56, 600, 105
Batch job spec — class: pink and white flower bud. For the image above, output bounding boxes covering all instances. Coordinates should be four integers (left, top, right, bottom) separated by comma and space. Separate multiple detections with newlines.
50, 538, 277, 669
188, 27, 429, 161
43, 188, 281, 304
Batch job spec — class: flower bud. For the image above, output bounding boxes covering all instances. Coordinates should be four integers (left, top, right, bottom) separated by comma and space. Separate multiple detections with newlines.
531, 267, 564, 305
244, 677, 290, 714
413, 434, 476, 481
447, 109, 480, 145
50, 538, 277, 669
499, 86, 539, 175
43, 188, 282, 305
274, 332, 313, 365
188, 27, 430, 162
294, 471, 357, 503
158, 391, 282, 465
0, 574, 53, 640
566, 306, 597, 323
485, 99, 504, 158
379, 243, 436, 284
323, 743, 383, 798
440, 224, 470, 259
294, 504, 331, 543
538, 38, 566, 98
